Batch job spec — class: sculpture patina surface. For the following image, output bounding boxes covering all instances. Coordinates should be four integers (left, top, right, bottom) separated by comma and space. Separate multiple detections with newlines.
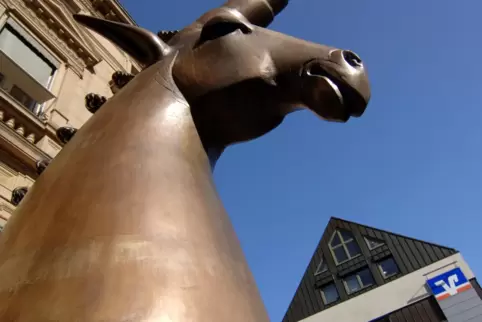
0, 0, 370, 321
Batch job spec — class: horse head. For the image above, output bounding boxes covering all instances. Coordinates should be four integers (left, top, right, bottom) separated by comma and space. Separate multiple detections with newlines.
73, 0, 370, 149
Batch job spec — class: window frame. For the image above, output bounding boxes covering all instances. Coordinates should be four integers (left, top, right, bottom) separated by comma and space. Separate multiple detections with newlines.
0, 23, 57, 85
314, 255, 328, 276
10, 85, 37, 111
329, 230, 362, 265
343, 267, 375, 295
377, 256, 400, 279
364, 236, 384, 250
0, 19, 59, 116
319, 282, 340, 305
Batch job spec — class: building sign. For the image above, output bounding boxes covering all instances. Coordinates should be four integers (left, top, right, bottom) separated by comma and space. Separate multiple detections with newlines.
426, 267, 472, 301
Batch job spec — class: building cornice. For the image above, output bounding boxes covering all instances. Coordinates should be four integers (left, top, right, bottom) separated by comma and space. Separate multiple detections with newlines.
8, 0, 140, 76
75, 0, 136, 25
8, 0, 85, 77
50, 0, 132, 73
91, 0, 136, 25
75, 0, 101, 17
74, 0, 142, 72
24, 0, 99, 68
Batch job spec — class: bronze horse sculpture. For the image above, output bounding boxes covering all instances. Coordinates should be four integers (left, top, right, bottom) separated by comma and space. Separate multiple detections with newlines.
0, 0, 370, 320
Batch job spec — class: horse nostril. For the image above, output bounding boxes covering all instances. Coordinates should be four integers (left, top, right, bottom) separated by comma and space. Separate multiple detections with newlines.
307, 62, 326, 77
342, 50, 363, 68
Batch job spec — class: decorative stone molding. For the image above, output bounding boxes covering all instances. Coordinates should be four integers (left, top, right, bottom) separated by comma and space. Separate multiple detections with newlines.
36, 159, 50, 174
5, 118, 14, 128
22, 0, 100, 68
0, 200, 15, 221
85, 92, 106, 113
112, 70, 133, 87
15, 125, 25, 136
61, 0, 82, 14
35, 135, 61, 158
8, 0, 86, 76
0, 90, 46, 144
158, 30, 179, 43
89, 0, 136, 25
56, 126, 76, 144
0, 120, 51, 164
4, 0, 140, 76
48, 0, 129, 72
0, 161, 16, 188
76, 0, 103, 18
11, 186, 28, 206
0, 163, 35, 207
48, 108, 69, 129
26, 133, 35, 143
42, 0, 103, 63
0, 202, 14, 214
75, 0, 142, 72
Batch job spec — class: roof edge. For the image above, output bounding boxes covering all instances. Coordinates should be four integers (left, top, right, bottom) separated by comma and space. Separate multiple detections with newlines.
328, 216, 459, 253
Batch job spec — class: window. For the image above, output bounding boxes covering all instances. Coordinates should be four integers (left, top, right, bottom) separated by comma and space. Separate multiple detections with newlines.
0, 20, 58, 115
343, 268, 375, 294
320, 283, 339, 305
365, 236, 384, 250
329, 230, 361, 264
314, 256, 328, 275
0, 24, 56, 87
378, 257, 399, 279
10, 85, 36, 111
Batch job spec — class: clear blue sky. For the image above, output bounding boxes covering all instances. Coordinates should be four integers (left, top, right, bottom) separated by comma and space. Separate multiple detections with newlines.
120, 1, 482, 320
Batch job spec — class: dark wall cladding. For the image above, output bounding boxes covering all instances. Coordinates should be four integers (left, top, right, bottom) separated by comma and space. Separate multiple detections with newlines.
282, 217, 458, 322
370, 296, 446, 322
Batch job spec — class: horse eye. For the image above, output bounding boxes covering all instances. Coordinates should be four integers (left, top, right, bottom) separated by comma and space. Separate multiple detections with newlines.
197, 21, 251, 46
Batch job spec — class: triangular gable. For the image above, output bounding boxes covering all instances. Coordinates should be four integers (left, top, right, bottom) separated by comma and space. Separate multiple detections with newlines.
306, 216, 459, 284
328, 217, 458, 254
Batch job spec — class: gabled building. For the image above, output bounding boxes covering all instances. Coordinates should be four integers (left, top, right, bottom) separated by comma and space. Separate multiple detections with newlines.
283, 217, 482, 322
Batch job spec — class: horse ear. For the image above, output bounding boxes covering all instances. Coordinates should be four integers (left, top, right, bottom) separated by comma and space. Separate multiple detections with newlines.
73, 14, 171, 66
221, 0, 289, 27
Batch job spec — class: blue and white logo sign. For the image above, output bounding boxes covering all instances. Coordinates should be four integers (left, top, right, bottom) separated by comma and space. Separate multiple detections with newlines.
426, 267, 472, 300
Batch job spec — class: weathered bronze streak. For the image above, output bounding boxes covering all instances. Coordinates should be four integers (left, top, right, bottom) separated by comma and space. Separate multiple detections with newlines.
0, 0, 371, 321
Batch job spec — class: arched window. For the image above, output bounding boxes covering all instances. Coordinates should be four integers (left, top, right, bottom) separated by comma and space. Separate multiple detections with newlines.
329, 230, 361, 264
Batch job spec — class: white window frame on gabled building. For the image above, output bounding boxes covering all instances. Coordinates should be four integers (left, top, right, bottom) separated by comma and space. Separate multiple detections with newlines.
314, 255, 328, 276
364, 236, 385, 250
329, 230, 362, 265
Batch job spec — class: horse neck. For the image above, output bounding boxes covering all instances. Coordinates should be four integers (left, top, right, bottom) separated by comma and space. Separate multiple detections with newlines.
0, 57, 270, 321
3, 57, 221, 250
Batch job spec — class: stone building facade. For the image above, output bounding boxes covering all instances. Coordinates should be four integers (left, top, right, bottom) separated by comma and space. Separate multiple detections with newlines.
0, 0, 140, 229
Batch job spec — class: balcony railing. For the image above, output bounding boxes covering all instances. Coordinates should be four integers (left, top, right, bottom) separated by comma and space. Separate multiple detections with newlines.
0, 88, 46, 144
0, 88, 53, 176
